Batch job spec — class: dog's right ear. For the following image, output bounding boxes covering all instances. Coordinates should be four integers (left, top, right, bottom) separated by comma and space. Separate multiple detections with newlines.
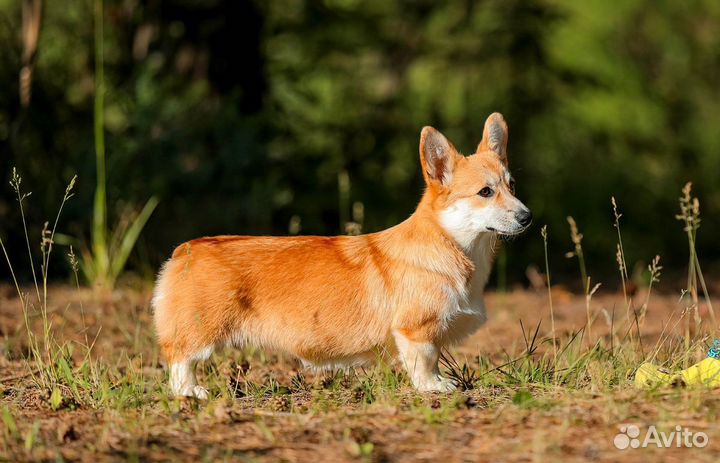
419, 126, 456, 186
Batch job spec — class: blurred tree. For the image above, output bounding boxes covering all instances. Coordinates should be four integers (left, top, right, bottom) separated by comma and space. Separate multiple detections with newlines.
1, 0, 719, 285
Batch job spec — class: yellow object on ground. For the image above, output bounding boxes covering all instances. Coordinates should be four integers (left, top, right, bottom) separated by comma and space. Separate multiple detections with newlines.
680, 357, 720, 387
634, 363, 680, 389
634, 340, 720, 389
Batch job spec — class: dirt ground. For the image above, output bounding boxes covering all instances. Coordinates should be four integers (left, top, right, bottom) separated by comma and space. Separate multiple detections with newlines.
1, 282, 719, 462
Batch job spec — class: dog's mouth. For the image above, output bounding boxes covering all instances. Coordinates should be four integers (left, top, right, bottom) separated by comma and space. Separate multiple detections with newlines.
487, 224, 532, 237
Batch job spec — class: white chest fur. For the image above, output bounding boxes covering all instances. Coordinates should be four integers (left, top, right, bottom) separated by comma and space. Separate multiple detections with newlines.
462, 234, 496, 312
441, 233, 496, 344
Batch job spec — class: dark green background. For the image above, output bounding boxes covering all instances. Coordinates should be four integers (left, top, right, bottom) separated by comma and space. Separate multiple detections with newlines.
2, 0, 719, 287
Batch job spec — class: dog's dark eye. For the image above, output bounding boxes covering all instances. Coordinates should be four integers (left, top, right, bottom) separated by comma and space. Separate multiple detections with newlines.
478, 187, 494, 198
508, 179, 516, 193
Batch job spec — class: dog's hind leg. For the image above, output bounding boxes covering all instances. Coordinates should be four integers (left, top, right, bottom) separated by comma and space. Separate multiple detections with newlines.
168, 345, 214, 399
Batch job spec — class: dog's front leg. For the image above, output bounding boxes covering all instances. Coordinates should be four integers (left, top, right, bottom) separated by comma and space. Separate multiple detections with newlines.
393, 330, 456, 392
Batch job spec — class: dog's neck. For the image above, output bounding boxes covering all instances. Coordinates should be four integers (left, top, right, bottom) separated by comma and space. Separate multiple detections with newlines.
380, 198, 498, 284
466, 232, 497, 290
414, 194, 499, 293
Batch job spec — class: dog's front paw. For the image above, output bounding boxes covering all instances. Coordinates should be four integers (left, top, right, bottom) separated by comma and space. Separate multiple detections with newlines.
415, 375, 457, 393
175, 385, 210, 400
191, 386, 209, 400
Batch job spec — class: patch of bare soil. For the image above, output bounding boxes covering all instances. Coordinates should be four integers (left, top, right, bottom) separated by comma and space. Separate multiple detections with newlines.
1, 284, 719, 462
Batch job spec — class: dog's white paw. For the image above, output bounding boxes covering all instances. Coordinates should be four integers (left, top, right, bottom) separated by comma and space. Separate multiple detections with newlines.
191, 386, 209, 400
175, 385, 210, 400
415, 375, 457, 393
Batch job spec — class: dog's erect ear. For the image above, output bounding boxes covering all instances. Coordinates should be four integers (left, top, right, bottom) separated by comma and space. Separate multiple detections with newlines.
477, 112, 508, 165
419, 126, 456, 186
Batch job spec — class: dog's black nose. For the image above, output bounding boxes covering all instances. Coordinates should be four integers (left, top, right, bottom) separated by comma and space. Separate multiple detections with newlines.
517, 209, 533, 227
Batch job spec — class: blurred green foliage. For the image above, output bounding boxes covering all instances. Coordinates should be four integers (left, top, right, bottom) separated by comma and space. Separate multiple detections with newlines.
1, 0, 720, 284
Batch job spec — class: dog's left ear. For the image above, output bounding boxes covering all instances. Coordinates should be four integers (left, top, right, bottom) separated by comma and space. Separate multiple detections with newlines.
477, 112, 508, 165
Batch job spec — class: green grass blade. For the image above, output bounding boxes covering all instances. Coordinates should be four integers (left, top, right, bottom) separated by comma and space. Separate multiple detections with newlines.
109, 196, 159, 284
91, 0, 109, 285
1, 406, 17, 436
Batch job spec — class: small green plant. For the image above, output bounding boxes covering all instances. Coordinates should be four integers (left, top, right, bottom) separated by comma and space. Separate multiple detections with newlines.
49, 387, 63, 411
1, 407, 18, 437
511, 389, 533, 407
637, 255, 662, 328
566, 216, 600, 343
23, 422, 40, 452
676, 182, 716, 340
541, 225, 557, 362
1, 168, 78, 394
565, 216, 588, 294
611, 197, 631, 319
0, 169, 121, 413
81, 0, 157, 289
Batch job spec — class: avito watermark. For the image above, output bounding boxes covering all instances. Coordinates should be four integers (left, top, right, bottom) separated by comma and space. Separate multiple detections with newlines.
614, 424, 709, 450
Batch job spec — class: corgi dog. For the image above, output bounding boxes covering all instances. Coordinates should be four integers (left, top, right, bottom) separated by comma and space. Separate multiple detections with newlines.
153, 113, 532, 399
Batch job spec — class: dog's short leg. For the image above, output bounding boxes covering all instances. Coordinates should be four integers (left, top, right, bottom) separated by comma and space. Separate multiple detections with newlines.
393, 330, 456, 392
168, 346, 213, 399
